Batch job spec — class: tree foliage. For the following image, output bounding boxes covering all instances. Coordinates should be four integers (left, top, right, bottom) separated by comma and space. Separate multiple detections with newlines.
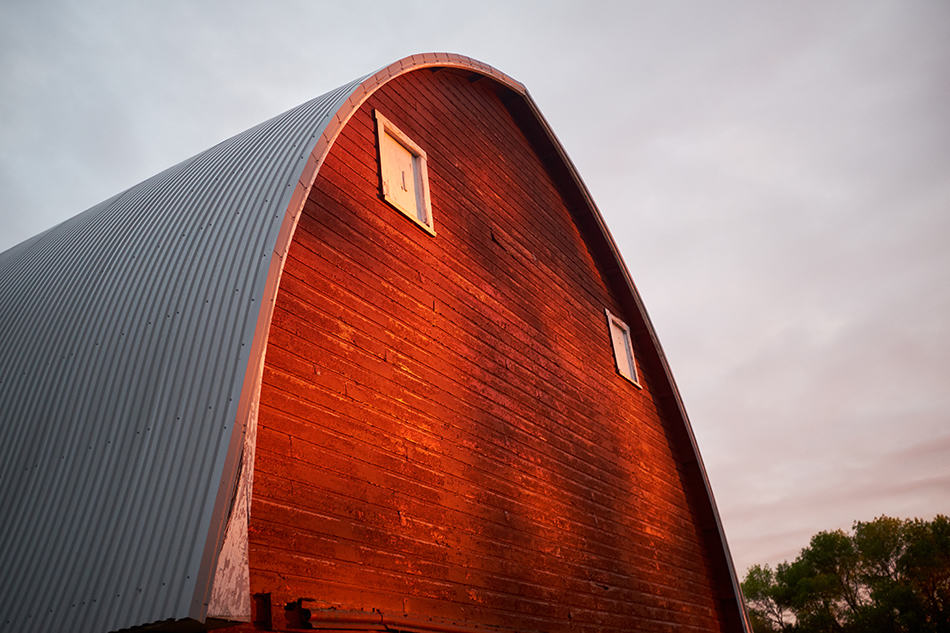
741, 515, 950, 633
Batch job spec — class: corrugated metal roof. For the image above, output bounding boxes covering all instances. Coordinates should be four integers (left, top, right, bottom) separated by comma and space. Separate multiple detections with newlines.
0, 72, 365, 633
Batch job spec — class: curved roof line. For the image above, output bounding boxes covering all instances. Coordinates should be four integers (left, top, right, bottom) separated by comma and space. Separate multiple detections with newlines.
241, 52, 749, 631
518, 82, 754, 633
0, 53, 749, 633
0, 67, 371, 633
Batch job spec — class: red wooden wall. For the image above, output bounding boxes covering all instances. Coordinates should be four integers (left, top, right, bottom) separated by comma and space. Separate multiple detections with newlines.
246, 67, 727, 632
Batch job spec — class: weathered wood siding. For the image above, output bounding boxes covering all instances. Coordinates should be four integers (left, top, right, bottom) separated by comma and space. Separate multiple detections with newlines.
248, 68, 726, 632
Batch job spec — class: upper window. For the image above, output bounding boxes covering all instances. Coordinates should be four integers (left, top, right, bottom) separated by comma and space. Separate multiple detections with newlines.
605, 309, 640, 387
374, 110, 435, 235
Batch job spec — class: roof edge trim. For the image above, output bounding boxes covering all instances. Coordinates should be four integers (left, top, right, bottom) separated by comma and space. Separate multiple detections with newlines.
235, 52, 751, 632
516, 91, 752, 633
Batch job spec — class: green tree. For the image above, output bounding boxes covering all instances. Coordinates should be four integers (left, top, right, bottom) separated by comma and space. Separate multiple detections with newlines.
740, 515, 950, 633
742, 563, 796, 631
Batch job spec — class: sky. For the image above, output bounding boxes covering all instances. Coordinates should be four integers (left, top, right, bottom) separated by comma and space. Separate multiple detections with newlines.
1, 0, 948, 577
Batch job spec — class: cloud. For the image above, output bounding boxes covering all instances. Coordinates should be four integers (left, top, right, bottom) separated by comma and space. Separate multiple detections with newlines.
1, 0, 948, 585
721, 432, 950, 572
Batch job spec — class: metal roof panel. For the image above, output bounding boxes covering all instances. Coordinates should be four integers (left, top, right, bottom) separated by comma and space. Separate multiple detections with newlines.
0, 73, 365, 633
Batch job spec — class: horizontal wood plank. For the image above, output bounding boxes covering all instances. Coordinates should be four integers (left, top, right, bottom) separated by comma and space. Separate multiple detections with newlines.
249, 68, 724, 633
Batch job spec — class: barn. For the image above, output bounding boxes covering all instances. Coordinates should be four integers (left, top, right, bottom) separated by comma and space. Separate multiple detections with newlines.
0, 53, 750, 633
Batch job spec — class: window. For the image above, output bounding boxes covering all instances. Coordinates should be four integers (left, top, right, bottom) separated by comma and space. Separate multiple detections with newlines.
374, 110, 435, 235
605, 309, 640, 386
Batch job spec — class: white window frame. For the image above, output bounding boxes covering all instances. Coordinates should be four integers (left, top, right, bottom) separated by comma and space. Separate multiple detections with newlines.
605, 308, 640, 387
374, 110, 435, 236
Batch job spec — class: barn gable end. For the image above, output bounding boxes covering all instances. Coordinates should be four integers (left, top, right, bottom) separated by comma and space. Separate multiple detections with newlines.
0, 54, 749, 633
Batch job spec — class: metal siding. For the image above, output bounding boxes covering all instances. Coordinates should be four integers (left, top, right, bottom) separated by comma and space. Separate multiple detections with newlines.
0, 75, 364, 633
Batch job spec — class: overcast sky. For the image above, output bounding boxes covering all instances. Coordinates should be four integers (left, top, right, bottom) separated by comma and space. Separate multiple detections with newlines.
1, 0, 947, 577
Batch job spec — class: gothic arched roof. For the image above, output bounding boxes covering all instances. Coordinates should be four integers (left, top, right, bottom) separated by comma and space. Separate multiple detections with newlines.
0, 54, 748, 633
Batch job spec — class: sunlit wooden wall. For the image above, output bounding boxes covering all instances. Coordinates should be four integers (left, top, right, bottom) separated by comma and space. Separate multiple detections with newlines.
246, 67, 727, 633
